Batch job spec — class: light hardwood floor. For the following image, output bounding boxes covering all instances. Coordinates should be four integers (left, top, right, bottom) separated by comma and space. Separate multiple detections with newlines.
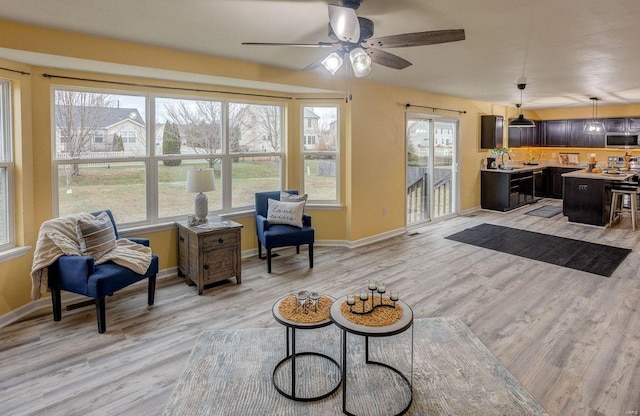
1, 201, 639, 416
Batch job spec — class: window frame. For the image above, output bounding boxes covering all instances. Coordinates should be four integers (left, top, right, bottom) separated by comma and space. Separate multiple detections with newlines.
51, 86, 285, 226
0, 79, 14, 252
301, 105, 340, 204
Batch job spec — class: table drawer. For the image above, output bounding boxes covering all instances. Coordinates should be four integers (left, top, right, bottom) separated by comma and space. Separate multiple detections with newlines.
201, 230, 238, 250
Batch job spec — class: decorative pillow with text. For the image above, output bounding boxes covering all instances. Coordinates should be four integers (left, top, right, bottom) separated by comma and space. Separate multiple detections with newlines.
267, 199, 305, 228
76, 212, 117, 259
280, 191, 308, 204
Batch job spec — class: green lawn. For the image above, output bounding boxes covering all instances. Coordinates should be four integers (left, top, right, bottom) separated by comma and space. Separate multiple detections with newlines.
58, 159, 336, 222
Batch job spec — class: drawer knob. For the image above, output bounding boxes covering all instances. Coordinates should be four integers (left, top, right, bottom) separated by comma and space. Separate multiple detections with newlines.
203, 264, 209, 270
179, 236, 185, 242
218, 238, 224, 244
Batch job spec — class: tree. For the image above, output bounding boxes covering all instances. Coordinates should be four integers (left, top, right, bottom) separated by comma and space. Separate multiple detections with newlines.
55, 90, 118, 185
112, 134, 124, 152
162, 121, 182, 166
163, 100, 222, 168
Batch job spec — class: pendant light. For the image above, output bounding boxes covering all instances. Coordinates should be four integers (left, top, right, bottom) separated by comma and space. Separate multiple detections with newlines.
509, 77, 535, 128
584, 97, 606, 134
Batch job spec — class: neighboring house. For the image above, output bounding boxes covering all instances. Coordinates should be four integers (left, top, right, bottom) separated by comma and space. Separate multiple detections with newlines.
55, 106, 146, 156
303, 108, 320, 150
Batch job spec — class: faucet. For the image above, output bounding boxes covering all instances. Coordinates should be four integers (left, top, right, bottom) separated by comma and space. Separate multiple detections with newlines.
500, 151, 511, 167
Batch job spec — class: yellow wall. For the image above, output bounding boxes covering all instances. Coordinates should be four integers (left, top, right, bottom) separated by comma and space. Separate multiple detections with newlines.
0, 18, 638, 318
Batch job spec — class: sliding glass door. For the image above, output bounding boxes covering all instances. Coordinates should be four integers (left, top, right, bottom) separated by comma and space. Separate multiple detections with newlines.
406, 113, 458, 226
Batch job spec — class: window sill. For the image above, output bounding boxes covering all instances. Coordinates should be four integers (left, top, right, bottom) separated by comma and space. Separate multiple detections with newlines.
0, 246, 32, 263
116, 204, 343, 236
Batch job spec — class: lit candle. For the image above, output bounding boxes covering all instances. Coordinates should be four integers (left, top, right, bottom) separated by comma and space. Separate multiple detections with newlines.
589, 154, 596, 164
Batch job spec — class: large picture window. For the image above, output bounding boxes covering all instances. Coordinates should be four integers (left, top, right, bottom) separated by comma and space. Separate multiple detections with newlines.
0, 80, 12, 250
301, 106, 339, 202
53, 88, 284, 225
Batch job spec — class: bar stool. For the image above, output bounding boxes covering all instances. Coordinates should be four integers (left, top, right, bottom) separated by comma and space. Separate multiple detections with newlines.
609, 186, 640, 231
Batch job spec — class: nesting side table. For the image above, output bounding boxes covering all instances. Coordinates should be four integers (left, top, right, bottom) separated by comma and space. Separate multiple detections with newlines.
330, 296, 414, 416
271, 294, 341, 402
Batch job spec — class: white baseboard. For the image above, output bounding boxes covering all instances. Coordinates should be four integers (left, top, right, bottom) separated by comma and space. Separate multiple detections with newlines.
0, 267, 177, 330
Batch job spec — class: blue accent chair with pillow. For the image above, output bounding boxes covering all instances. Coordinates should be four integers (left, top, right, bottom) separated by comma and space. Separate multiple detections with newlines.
48, 210, 159, 333
255, 191, 314, 273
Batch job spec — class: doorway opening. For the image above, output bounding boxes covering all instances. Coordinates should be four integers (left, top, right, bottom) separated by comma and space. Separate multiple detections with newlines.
406, 113, 459, 227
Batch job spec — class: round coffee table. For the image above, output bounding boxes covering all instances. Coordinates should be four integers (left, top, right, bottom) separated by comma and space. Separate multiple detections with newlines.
330, 296, 414, 416
271, 293, 341, 402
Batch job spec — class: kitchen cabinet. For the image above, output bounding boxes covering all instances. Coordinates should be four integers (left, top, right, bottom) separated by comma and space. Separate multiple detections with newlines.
628, 118, 640, 132
481, 170, 536, 211
546, 166, 582, 198
568, 120, 588, 147
605, 118, 626, 132
481, 115, 503, 149
562, 176, 612, 226
508, 124, 539, 147
543, 120, 568, 146
177, 221, 242, 295
588, 132, 605, 148
534, 168, 548, 197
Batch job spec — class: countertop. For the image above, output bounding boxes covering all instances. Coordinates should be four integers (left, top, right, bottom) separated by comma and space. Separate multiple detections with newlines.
561, 169, 637, 181
481, 163, 586, 174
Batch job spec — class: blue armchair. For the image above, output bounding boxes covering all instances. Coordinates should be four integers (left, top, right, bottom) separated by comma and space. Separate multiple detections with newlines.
255, 191, 314, 273
48, 210, 159, 333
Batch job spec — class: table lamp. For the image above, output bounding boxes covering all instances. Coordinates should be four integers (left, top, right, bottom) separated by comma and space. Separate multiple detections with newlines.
186, 168, 215, 223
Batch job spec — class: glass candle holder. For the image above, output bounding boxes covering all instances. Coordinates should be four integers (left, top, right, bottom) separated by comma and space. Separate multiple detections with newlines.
390, 291, 399, 302
368, 279, 377, 291
346, 294, 356, 306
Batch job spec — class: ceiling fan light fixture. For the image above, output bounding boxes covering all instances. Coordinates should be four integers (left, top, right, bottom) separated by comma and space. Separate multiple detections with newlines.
321, 52, 344, 75
349, 47, 372, 77
584, 97, 606, 134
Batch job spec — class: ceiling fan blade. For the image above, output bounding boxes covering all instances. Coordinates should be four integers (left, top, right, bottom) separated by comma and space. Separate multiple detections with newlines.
242, 41, 337, 48
328, 4, 360, 43
366, 48, 412, 70
366, 29, 465, 48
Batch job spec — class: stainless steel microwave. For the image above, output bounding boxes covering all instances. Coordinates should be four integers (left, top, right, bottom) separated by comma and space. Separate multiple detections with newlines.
605, 133, 640, 148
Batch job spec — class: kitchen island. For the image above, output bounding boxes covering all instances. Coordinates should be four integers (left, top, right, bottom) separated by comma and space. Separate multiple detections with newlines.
562, 169, 637, 226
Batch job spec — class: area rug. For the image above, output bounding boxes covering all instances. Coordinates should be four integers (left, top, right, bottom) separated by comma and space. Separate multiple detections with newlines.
163, 317, 547, 416
524, 205, 564, 218
445, 223, 631, 277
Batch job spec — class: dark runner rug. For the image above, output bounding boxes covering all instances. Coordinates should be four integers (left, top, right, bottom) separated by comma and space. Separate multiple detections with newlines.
524, 205, 564, 218
163, 317, 546, 416
445, 223, 631, 277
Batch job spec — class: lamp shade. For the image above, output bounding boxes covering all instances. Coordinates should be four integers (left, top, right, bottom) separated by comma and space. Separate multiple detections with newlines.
186, 168, 215, 193
321, 52, 344, 75
349, 47, 372, 78
509, 114, 536, 128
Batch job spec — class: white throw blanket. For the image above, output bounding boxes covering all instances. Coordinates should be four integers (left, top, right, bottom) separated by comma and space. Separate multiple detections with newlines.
30, 213, 153, 300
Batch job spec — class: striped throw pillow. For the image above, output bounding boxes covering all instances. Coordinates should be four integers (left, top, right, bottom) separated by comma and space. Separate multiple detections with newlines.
76, 212, 117, 258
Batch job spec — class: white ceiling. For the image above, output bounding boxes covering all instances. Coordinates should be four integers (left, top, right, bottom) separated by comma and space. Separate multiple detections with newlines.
1, 0, 640, 110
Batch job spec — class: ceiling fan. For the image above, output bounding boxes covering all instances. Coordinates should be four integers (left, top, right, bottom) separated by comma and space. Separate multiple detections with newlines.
242, 0, 465, 77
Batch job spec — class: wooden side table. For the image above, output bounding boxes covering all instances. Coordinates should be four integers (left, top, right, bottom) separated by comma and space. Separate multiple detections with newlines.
176, 220, 242, 295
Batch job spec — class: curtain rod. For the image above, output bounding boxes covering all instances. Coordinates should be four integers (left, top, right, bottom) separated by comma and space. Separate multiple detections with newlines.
42, 73, 297, 100
0, 67, 31, 76
405, 103, 466, 115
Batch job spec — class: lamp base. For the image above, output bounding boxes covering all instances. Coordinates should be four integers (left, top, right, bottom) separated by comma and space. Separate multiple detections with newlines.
195, 192, 209, 223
